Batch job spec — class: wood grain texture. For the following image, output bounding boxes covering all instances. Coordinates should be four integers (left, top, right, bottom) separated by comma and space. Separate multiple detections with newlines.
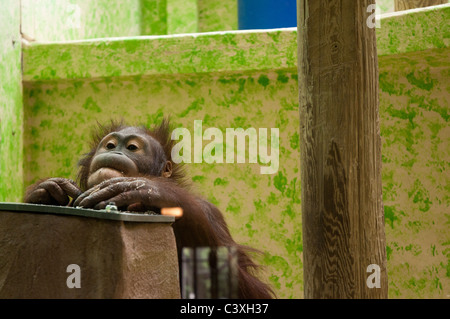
0, 211, 180, 298
297, 0, 388, 298
395, 0, 447, 11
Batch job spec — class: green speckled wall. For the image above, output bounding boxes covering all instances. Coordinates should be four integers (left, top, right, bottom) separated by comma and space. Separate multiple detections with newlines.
23, 70, 302, 298
3, 1, 450, 299
379, 48, 449, 298
0, 0, 23, 202
376, 6, 450, 298
21, 27, 300, 297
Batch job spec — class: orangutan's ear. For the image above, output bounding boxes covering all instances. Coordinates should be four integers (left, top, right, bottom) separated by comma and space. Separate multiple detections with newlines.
161, 160, 172, 178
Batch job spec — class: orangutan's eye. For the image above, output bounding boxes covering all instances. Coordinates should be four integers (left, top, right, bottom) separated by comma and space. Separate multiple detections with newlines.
127, 144, 138, 151
106, 142, 116, 150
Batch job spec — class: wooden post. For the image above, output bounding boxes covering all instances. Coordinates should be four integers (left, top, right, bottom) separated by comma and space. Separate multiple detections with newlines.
297, 0, 388, 298
395, 0, 447, 11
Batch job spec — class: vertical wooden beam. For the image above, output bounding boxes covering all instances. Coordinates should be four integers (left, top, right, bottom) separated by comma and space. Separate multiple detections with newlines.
395, 0, 447, 11
198, 0, 238, 32
297, 0, 388, 298
167, 0, 198, 34
140, 0, 168, 35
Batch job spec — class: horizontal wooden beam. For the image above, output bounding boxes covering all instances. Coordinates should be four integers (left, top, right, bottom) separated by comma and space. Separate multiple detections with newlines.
22, 29, 298, 82
21, 4, 449, 82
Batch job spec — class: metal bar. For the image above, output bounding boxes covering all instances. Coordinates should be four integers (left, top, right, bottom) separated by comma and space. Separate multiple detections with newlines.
209, 247, 218, 299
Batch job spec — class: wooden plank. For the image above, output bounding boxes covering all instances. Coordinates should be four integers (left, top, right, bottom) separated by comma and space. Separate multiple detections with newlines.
22, 29, 298, 82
